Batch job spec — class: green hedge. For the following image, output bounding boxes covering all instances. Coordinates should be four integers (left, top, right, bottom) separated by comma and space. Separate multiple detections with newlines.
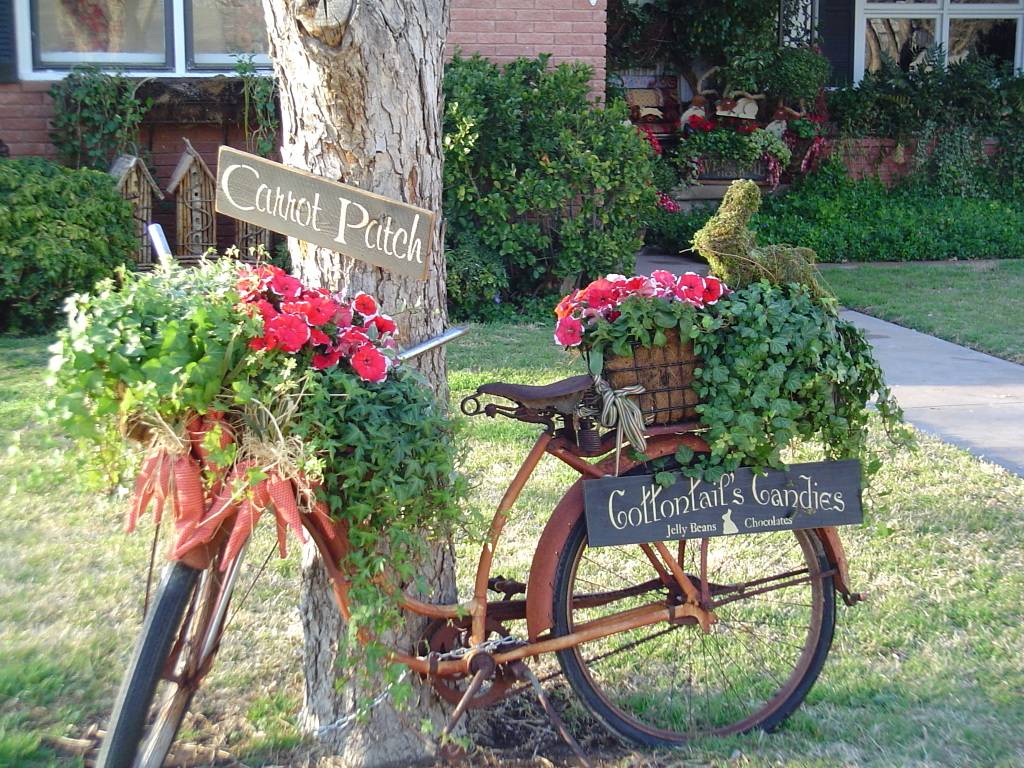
754, 160, 1024, 262
650, 160, 1024, 263
0, 158, 134, 331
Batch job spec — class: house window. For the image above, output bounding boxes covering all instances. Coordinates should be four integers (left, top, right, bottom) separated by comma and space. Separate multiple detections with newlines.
855, 0, 1024, 78
17, 0, 269, 77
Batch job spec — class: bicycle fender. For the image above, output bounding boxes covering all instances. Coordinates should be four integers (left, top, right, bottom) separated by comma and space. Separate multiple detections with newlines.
524, 436, 856, 640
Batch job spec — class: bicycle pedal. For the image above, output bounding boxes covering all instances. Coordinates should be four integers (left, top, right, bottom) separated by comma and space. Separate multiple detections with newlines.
486, 575, 526, 600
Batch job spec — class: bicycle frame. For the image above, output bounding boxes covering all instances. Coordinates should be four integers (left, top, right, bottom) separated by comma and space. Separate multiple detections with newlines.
291, 422, 855, 683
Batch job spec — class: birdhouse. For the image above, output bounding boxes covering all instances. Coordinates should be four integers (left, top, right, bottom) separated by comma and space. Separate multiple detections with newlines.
108, 155, 164, 266
167, 139, 217, 260
238, 219, 273, 258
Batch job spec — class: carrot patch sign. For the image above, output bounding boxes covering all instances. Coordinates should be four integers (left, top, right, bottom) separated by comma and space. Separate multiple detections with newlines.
215, 147, 434, 280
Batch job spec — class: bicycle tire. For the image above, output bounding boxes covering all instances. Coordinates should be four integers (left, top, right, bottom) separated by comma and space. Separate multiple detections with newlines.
97, 554, 236, 768
552, 515, 836, 747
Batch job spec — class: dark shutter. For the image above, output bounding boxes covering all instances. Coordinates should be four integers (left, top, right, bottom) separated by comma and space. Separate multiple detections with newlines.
0, 0, 16, 83
818, 0, 855, 86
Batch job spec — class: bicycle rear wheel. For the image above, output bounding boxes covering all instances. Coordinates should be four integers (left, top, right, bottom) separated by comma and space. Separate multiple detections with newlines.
97, 551, 240, 768
552, 517, 835, 747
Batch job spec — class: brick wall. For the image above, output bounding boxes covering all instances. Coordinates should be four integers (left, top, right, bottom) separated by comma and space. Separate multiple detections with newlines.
829, 137, 1000, 186
447, 0, 607, 96
0, 81, 57, 158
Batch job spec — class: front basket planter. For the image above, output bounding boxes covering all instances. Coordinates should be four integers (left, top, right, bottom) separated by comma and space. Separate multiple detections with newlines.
604, 329, 701, 424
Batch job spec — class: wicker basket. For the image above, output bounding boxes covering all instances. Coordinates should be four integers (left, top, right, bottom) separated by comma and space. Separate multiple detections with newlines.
603, 330, 701, 425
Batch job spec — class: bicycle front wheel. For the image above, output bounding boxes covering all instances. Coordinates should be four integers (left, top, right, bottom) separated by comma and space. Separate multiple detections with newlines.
97, 553, 239, 768
553, 518, 835, 747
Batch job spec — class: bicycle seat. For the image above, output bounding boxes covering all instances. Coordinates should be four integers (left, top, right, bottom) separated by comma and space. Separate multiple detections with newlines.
476, 374, 593, 414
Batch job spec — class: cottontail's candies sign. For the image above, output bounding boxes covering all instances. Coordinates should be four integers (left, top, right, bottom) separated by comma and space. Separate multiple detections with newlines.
215, 147, 435, 280
583, 460, 862, 547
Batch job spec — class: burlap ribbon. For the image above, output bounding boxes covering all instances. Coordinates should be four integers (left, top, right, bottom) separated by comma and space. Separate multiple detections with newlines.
579, 375, 650, 475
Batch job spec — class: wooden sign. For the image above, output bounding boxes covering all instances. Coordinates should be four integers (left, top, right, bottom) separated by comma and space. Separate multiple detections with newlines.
214, 147, 434, 280
583, 460, 862, 548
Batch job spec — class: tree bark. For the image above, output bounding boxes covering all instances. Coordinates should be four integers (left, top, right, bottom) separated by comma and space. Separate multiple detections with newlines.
260, 2, 452, 765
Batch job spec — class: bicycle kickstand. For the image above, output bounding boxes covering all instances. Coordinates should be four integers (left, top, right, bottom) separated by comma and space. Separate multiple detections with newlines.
508, 660, 594, 768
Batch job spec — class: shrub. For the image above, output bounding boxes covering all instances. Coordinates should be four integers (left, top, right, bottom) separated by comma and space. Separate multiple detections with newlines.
443, 54, 657, 318
645, 204, 713, 252
0, 158, 134, 331
762, 47, 831, 105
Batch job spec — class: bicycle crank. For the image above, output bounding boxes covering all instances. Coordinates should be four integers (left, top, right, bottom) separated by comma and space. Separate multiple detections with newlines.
418, 617, 516, 708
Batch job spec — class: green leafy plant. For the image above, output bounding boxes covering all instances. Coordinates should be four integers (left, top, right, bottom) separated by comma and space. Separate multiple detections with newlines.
676, 123, 791, 185
689, 281, 905, 480
762, 47, 831, 106
0, 157, 134, 332
234, 55, 279, 158
49, 65, 150, 170
443, 54, 657, 318
50, 259, 464, 699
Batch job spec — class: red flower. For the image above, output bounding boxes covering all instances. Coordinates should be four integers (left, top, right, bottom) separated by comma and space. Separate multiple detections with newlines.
266, 313, 311, 353
702, 275, 725, 304
637, 125, 663, 156
310, 328, 331, 346
674, 272, 706, 304
366, 313, 398, 337
332, 301, 354, 329
312, 346, 343, 370
353, 292, 378, 318
735, 122, 757, 135
554, 316, 584, 347
350, 343, 388, 382
580, 278, 618, 309
268, 271, 303, 299
282, 294, 339, 326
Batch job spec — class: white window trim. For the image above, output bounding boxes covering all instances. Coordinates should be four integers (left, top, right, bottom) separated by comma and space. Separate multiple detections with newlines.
14, 0, 271, 81
853, 0, 1024, 81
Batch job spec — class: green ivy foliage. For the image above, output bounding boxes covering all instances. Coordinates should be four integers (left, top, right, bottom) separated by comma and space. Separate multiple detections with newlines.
0, 157, 134, 332
49, 65, 150, 170
687, 282, 905, 481
443, 54, 657, 317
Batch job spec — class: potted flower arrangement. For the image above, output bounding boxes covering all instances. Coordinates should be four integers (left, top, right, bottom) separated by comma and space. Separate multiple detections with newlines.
677, 115, 792, 188
553, 267, 903, 482
50, 257, 462, 653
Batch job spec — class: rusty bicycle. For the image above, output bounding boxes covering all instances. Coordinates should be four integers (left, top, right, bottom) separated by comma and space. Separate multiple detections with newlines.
97, 325, 861, 767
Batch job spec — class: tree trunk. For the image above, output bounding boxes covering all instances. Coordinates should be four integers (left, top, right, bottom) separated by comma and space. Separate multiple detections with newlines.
260, 2, 452, 765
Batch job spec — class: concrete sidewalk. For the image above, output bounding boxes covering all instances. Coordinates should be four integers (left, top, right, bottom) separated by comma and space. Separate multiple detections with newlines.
841, 311, 1024, 476
634, 250, 1024, 476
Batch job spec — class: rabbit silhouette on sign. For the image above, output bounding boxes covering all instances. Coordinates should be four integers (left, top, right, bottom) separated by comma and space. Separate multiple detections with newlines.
721, 508, 739, 535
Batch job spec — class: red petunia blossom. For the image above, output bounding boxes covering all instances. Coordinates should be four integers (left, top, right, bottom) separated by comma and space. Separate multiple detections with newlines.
350, 343, 388, 382
352, 292, 378, 318
266, 313, 311, 353
269, 272, 303, 300
366, 313, 398, 337
554, 316, 584, 347
312, 346, 343, 370
282, 294, 339, 326
674, 272, 706, 304
702, 275, 725, 304
650, 270, 677, 291
310, 328, 331, 346
581, 278, 618, 309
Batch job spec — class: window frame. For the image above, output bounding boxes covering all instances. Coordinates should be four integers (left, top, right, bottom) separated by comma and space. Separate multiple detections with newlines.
853, 0, 1024, 80
14, 0, 271, 80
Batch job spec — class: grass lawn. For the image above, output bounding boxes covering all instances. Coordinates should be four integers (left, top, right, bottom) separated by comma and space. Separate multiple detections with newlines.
3, 327, 1024, 766
821, 260, 1024, 364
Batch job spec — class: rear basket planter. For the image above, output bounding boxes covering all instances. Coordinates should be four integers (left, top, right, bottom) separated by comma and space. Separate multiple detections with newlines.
604, 330, 701, 424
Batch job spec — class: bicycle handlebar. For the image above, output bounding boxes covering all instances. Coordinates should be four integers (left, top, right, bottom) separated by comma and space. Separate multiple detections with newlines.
397, 326, 470, 362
